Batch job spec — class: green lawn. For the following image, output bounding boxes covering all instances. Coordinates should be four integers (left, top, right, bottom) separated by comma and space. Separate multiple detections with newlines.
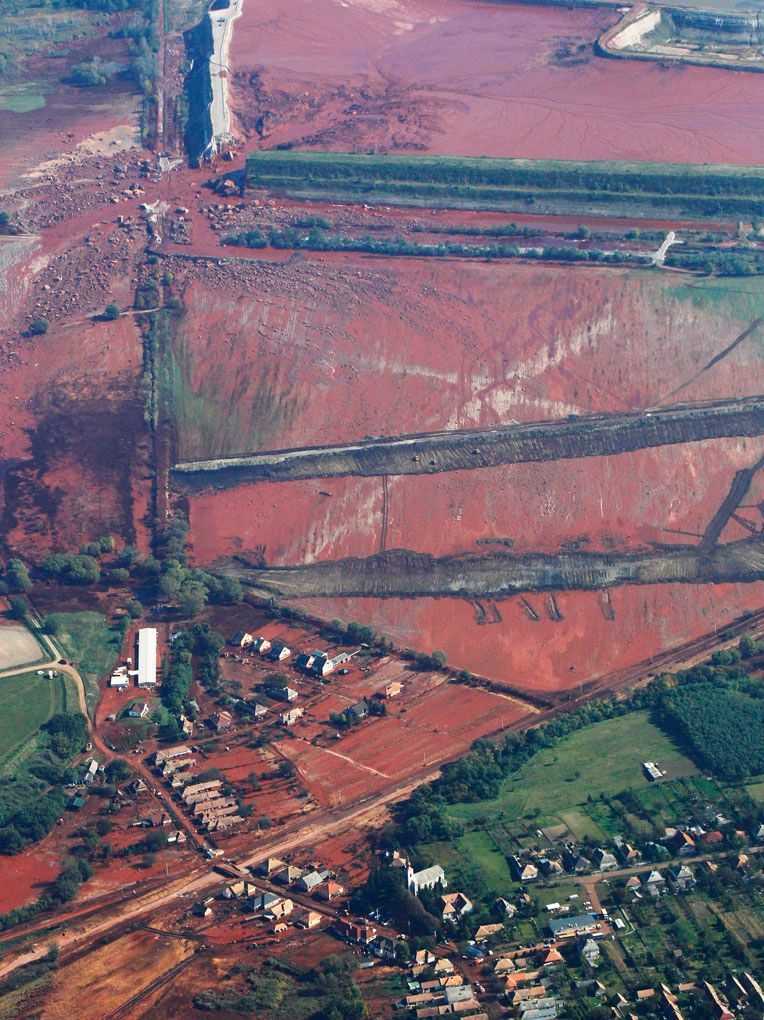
0, 671, 68, 770
746, 780, 764, 804
45, 611, 124, 716
449, 711, 696, 828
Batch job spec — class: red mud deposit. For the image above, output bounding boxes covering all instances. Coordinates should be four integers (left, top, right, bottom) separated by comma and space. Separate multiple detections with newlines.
0, 846, 60, 913
230, 0, 764, 164
174, 260, 763, 461
303, 581, 764, 694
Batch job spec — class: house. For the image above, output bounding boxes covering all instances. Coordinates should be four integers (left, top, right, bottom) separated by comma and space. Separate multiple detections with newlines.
258, 857, 286, 876
625, 875, 641, 891
580, 938, 600, 967
215, 710, 233, 732
641, 870, 666, 896
298, 869, 330, 893
167, 829, 186, 844
297, 910, 322, 929
562, 847, 592, 873
510, 856, 539, 882
222, 881, 254, 899
669, 864, 695, 891
473, 923, 503, 941
735, 852, 749, 872
179, 714, 194, 737
267, 899, 294, 920
294, 652, 314, 672
494, 958, 516, 975
643, 761, 663, 781
543, 947, 564, 967
253, 703, 269, 720
266, 641, 290, 662
388, 849, 410, 870
310, 653, 334, 678
700, 830, 723, 847
614, 837, 640, 865
317, 881, 344, 901
539, 856, 563, 877
666, 830, 695, 856
433, 958, 454, 976
336, 919, 376, 944
229, 630, 253, 648
441, 892, 473, 921
274, 865, 304, 885
385, 680, 402, 698
743, 972, 764, 1007
549, 913, 600, 939
272, 921, 288, 935
280, 707, 304, 727
593, 848, 618, 871
415, 949, 436, 967
249, 890, 282, 912
252, 636, 271, 655
704, 981, 735, 1020
128, 701, 149, 718
272, 685, 298, 702
444, 985, 475, 1006
750, 822, 764, 843
347, 700, 369, 721
407, 864, 446, 895
497, 897, 517, 917
137, 627, 158, 687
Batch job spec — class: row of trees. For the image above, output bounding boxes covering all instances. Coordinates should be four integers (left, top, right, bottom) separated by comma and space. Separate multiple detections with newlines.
228, 226, 634, 267
246, 151, 764, 199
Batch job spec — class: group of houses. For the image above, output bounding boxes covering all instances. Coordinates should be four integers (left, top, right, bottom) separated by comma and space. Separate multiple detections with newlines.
228, 629, 361, 682
153, 746, 244, 834
257, 856, 345, 903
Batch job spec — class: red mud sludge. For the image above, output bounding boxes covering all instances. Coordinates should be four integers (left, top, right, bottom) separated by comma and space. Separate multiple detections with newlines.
230, 0, 764, 164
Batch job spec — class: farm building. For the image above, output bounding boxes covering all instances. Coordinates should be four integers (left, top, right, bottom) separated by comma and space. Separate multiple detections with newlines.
137, 628, 158, 687
229, 631, 253, 648
252, 636, 271, 654
109, 667, 129, 688
128, 701, 149, 718
643, 761, 663, 781
385, 680, 402, 698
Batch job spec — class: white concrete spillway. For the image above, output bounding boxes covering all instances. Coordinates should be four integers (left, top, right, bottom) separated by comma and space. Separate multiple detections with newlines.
206, 0, 244, 156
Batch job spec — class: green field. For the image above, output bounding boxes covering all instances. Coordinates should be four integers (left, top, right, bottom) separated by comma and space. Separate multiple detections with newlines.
45, 611, 123, 715
0, 671, 72, 772
449, 712, 696, 828
245, 151, 764, 219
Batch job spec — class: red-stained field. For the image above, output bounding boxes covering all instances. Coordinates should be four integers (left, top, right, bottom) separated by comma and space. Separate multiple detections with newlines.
277, 680, 530, 804
230, 0, 764, 164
